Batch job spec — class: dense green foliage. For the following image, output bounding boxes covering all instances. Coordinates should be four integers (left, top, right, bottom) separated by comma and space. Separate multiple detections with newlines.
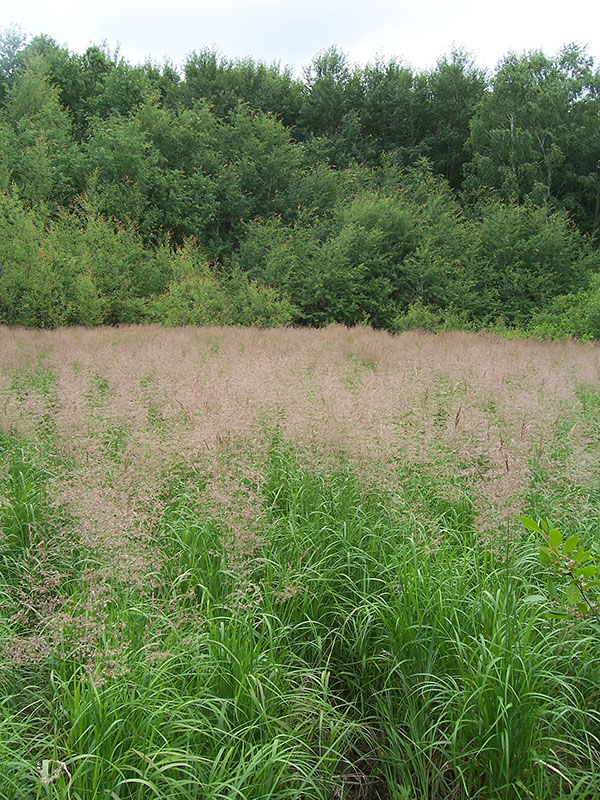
1, 27, 599, 334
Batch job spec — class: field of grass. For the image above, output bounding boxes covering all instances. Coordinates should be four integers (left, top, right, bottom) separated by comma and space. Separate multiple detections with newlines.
1, 324, 600, 800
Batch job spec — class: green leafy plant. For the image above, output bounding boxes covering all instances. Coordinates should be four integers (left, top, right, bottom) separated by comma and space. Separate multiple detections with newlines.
521, 516, 600, 622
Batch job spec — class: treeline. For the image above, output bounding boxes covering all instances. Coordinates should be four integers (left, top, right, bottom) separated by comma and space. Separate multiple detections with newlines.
1, 27, 600, 336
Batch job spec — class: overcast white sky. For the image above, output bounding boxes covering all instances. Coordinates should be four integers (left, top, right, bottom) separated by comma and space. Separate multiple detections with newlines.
3, 0, 599, 75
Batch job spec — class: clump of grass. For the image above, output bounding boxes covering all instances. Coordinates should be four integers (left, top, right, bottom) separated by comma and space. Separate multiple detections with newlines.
258, 445, 600, 798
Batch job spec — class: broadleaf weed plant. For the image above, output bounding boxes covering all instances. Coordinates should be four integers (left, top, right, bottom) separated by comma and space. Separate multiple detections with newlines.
521, 516, 600, 623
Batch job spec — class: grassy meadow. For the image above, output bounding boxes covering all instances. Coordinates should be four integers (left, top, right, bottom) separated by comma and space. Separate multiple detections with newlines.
1, 324, 600, 800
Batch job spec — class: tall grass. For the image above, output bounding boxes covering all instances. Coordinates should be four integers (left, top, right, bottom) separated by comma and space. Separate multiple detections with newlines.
1, 326, 600, 798
0, 433, 599, 798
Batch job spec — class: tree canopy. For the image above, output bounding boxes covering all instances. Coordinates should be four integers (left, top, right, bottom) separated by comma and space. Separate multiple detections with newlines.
0, 26, 599, 336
